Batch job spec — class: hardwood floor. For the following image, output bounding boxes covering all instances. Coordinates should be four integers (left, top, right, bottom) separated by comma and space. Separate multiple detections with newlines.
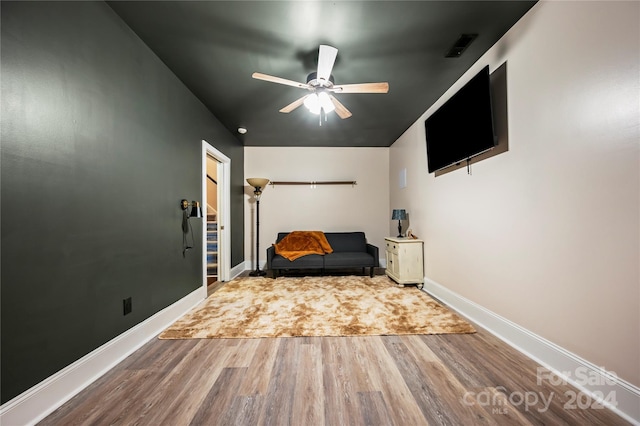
40, 278, 629, 425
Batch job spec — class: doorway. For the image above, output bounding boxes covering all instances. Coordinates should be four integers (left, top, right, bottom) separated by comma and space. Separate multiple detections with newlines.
201, 140, 230, 289
205, 155, 219, 283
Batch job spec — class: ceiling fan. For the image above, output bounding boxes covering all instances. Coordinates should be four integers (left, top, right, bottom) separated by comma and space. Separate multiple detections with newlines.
252, 45, 389, 121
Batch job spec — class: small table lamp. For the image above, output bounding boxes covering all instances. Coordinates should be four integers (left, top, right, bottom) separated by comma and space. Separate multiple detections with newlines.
391, 209, 407, 237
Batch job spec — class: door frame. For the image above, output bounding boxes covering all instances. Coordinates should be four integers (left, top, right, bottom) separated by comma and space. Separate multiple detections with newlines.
202, 140, 231, 286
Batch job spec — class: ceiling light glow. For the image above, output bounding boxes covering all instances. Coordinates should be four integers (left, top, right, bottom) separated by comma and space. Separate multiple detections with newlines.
318, 92, 335, 113
304, 92, 334, 115
304, 94, 321, 114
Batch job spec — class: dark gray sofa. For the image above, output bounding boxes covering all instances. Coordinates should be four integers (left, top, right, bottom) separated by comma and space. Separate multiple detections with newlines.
266, 231, 379, 278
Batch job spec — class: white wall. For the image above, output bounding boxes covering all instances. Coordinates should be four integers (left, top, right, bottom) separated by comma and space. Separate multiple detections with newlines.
244, 147, 389, 266
390, 0, 639, 387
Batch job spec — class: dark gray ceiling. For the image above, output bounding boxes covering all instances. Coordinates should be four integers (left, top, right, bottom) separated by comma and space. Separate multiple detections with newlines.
108, 1, 536, 147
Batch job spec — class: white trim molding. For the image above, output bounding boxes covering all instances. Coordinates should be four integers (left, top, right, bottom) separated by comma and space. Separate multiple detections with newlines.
0, 287, 205, 426
202, 140, 231, 284
241, 260, 267, 273
423, 277, 640, 425
229, 262, 246, 280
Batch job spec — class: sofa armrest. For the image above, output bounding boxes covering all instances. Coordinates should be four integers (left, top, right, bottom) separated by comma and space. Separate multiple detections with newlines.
266, 245, 276, 270
366, 243, 379, 267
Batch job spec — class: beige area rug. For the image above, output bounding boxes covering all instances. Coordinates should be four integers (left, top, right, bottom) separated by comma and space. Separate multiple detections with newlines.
159, 275, 476, 339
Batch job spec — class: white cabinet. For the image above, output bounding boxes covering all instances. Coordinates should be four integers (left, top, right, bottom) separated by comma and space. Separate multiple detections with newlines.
385, 237, 424, 289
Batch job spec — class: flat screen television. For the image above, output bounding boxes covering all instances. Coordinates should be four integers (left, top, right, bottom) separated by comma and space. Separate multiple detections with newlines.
425, 65, 497, 173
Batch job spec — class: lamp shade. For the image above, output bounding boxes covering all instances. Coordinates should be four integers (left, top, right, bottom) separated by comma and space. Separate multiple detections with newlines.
304, 92, 335, 115
391, 209, 407, 220
246, 178, 269, 189
318, 92, 335, 113
304, 94, 321, 114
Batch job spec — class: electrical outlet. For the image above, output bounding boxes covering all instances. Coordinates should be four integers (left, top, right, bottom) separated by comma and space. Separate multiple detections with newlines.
123, 297, 132, 315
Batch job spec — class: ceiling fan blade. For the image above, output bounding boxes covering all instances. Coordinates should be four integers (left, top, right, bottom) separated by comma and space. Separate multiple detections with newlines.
332, 82, 389, 94
279, 95, 309, 113
329, 95, 352, 119
316, 45, 338, 83
252, 72, 309, 89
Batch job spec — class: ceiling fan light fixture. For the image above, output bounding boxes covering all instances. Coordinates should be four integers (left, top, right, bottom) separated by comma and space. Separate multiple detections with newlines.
304, 93, 321, 114
303, 92, 335, 115
318, 92, 335, 113
253, 44, 387, 120
306, 72, 334, 87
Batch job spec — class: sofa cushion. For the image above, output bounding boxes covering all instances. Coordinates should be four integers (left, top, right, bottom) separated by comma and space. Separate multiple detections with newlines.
270, 253, 324, 269
325, 232, 367, 253
324, 252, 375, 268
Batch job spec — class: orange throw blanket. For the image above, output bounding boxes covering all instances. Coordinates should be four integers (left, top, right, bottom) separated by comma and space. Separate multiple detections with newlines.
274, 231, 334, 261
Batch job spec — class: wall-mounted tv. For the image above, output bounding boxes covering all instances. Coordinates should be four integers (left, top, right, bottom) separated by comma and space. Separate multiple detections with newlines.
425, 65, 497, 173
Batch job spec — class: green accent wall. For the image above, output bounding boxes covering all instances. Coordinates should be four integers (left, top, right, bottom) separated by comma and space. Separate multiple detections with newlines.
0, 1, 245, 403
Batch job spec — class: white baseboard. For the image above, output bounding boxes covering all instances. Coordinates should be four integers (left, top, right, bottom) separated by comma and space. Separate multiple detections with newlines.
0, 287, 205, 426
423, 277, 640, 425
230, 261, 246, 280
240, 260, 268, 275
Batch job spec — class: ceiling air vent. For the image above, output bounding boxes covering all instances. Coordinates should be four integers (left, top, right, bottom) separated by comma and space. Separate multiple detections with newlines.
445, 34, 478, 58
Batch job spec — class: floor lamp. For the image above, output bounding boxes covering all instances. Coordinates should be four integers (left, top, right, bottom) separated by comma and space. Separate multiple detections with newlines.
247, 178, 269, 276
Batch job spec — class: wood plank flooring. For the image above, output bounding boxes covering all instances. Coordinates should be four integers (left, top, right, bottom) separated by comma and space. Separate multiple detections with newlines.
40, 282, 629, 425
